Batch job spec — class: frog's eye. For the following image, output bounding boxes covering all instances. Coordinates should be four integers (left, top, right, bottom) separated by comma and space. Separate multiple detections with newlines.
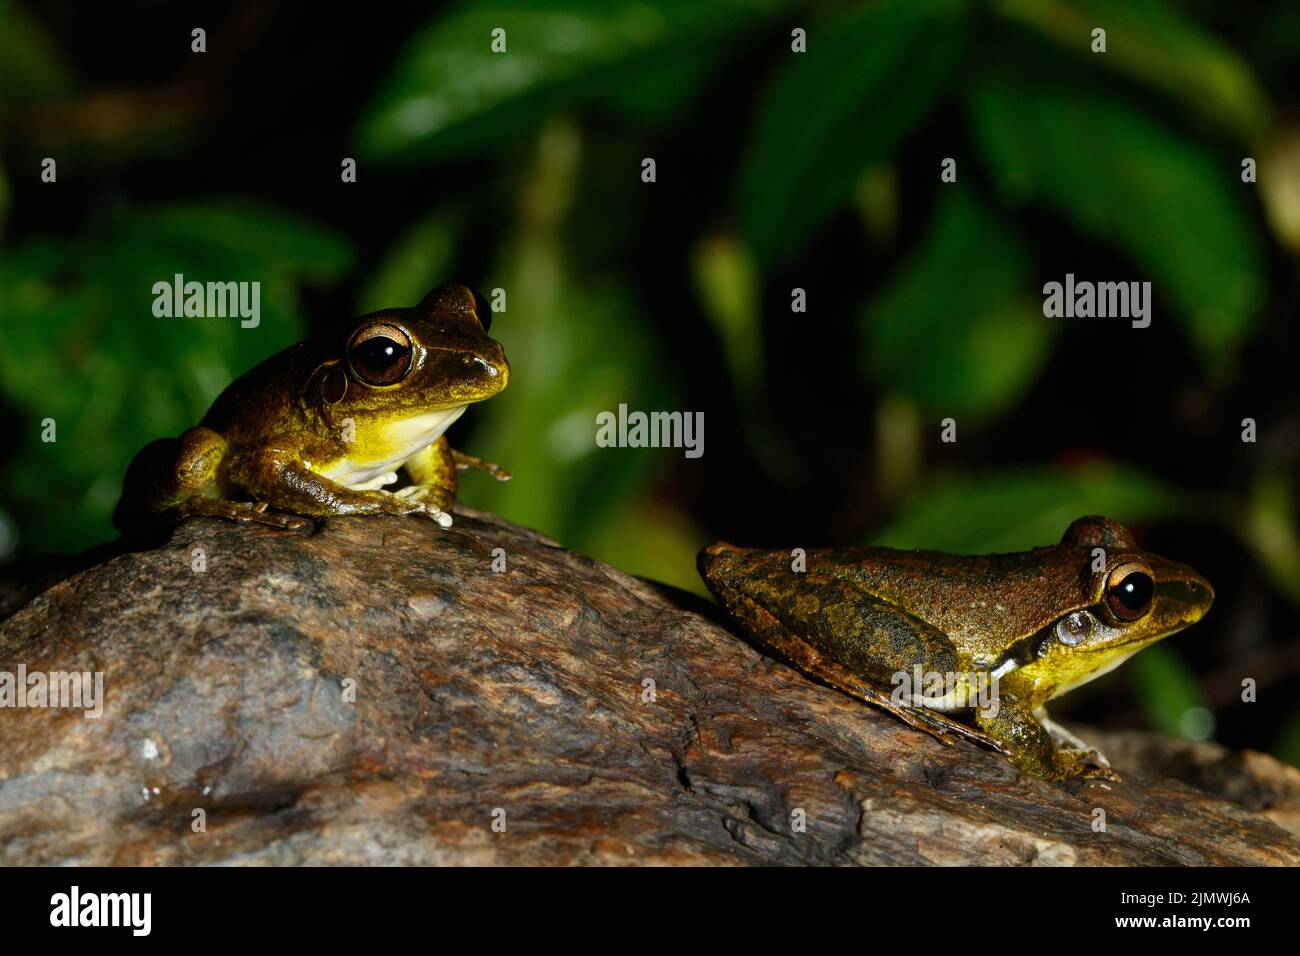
470, 288, 492, 333
1055, 610, 1093, 646
349, 323, 413, 386
1106, 562, 1155, 621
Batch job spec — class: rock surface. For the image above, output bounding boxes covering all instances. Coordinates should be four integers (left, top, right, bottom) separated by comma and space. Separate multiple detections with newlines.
0, 509, 1298, 865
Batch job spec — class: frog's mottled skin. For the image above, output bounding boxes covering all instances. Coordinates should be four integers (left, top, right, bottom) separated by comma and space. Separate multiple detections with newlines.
698, 517, 1214, 781
115, 285, 509, 534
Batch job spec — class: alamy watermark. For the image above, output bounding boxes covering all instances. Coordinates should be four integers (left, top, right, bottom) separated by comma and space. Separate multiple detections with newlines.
152, 273, 261, 328
0, 665, 104, 718
596, 404, 704, 459
890, 665, 1000, 718
1042, 273, 1151, 328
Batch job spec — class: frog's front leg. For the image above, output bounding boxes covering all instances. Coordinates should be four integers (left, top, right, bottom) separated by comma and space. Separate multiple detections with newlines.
977, 696, 1119, 781
226, 436, 452, 526
398, 436, 459, 512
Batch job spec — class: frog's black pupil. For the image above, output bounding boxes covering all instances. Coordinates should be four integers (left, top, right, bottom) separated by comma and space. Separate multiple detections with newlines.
355, 337, 405, 372
1115, 571, 1154, 611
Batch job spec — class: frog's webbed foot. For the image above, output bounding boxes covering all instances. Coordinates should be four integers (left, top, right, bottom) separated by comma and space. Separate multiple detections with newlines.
979, 700, 1123, 781
178, 496, 308, 530
1035, 708, 1113, 769
1056, 750, 1122, 782
387, 489, 454, 528
392, 485, 455, 526
452, 449, 511, 481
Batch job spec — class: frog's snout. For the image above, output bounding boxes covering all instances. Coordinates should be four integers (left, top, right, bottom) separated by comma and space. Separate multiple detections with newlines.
460, 345, 509, 390
1158, 564, 1215, 626
1185, 569, 1215, 618
464, 353, 500, 377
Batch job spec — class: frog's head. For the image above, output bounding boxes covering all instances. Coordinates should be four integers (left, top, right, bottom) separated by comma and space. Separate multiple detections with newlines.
1002, 516, 1214, 703
311, 285, 508, 425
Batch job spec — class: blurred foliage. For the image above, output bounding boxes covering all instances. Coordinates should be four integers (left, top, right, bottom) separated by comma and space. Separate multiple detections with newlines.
0, 204, 352, 550
1, 0, 1298, 760
739, 0, 967, 267
354, 0, 792, 162
871, 463, 1184, 554
969, 61, 1263, 373
861, 192, 1048, 420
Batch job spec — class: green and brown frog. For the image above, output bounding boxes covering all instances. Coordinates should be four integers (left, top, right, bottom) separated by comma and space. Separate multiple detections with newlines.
114, 284, 509, 534
698, 516, 1213, 781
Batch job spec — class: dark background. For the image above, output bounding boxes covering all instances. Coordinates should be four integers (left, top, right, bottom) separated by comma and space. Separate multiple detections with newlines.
1, 0, 1298, 762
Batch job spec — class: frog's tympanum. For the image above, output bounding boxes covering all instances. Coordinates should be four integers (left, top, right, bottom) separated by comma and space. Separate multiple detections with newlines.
115, 285, 509, 534
698, 517, 1213, 781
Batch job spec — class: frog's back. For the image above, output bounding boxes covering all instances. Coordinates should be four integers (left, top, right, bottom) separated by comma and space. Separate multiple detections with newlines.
811, 545, 1092, 648
700, 542, 1093, 671
199, 340, 324, 443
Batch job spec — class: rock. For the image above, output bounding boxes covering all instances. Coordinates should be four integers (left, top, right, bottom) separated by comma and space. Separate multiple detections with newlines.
0, 509, 1297, 865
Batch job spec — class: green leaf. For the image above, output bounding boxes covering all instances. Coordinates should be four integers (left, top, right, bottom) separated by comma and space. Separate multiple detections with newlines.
994, 0, 1271, 141
1126, 645, 1212, 739
0, 151, 9, 236
356, 210, 460, 314
354, 0, 785, 161
0, 0, 76, 109
593, 45, 725, 125
871, 463, 1185, 553
738, 0, 969, 266
861, 192, 1052, 419
968, 70, 1264, 373
580, 496, 708, 595
692, 231, 760, 397
117, 202, 354, 280
1272, 709, 1300, 770
1240, 467, 1300, 612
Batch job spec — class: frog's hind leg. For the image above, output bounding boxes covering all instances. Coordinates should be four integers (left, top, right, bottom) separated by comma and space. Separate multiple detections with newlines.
451, 448, 511, 481
115, 427, 230, 534
815, 657, 1010, 753
750, 621, 1009, 754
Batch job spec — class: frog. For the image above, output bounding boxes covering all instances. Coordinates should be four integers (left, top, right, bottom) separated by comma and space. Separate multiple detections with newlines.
697, 516, 1214, 781
114, 284, 509, 535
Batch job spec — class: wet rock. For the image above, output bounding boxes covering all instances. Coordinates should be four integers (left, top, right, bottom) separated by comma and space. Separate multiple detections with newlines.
0, 509, 1296, 865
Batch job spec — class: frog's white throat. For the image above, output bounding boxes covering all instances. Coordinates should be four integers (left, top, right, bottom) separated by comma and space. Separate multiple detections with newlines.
321, 405, 468, 490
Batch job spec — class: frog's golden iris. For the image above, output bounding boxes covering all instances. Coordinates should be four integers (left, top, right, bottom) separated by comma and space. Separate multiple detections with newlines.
113, 285, 510, 535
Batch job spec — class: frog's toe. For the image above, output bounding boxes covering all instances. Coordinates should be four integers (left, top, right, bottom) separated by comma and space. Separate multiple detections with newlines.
1084, 747, 1112, 769
412, 503, 453, 527
248, 508, 308, 530
1080, 763, 1122, 783
1057, 748, 1122, 782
